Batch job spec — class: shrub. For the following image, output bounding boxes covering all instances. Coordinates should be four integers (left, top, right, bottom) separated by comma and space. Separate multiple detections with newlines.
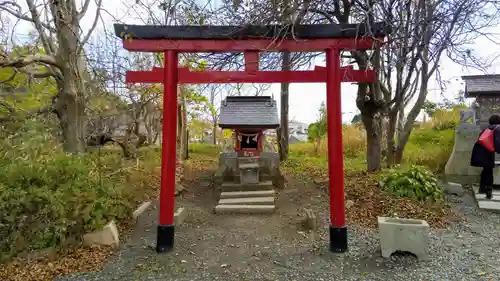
0, 120, 151, 261
379, 166, 443, 201
188, 143, 221, 157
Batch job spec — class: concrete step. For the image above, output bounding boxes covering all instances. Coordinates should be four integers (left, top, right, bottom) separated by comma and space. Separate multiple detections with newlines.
238, 156, 260, 165
239, 163, 259, 169
475, 192, 500, 201
477, 200, 500, 211
221, 181, 273, 192
214, 204, 275, 214
238, 156, 260, 161
218, 196, 275, 205
229, 174, 274, 182
472, 185, 500, 211
220, 190, 275, 199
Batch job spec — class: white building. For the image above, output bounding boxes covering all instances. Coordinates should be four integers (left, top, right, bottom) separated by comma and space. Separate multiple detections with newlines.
288, 120, 309, 143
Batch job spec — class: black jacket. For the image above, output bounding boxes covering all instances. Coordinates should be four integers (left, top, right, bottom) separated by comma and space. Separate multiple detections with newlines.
470, 124, 500, 168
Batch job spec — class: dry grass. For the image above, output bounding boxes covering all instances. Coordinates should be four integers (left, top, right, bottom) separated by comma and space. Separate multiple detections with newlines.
289, 113, 456, 173
288, 125, 366, 158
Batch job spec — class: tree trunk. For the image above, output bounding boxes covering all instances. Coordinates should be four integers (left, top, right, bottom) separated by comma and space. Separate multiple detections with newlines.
176, 87, 182, 158
386, 111, 397, 167
185, 130, 189, 159
394, 2, 434, 165
153, 132, 159, 144
362, 113, 382, 172
55, 84, 86, 154
356, 81, 383, 172
315, 138, 321, 155
212, 122, 217, 145
179, 88, 188, 161
56, 32, 86, 154
279, 52, 291, 162
145, 122, 154, 145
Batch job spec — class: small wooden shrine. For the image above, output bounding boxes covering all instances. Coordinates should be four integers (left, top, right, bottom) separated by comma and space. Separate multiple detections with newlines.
219, 96, 279, 157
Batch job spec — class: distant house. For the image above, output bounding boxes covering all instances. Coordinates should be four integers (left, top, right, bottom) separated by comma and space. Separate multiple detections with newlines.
262, 120, 309, 143
288, 120, 309, 142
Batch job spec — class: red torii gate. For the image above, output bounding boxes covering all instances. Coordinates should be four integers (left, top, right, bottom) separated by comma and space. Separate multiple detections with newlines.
114, 23, 390, 254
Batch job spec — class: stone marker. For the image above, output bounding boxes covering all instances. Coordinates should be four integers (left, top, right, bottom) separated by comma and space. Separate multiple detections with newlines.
83, 220, 119, 248
378, 216, 430, 261
174, 207, 188, 226
346, 200, 355, 209
132, 201, 152, 220
444, 109, 481, 177
444, 182, 464, 196
301, 208, 317, 231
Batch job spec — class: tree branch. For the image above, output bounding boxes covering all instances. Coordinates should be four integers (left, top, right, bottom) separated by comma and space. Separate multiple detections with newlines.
78, 0, 92, 19
17, 67, 58, 78
0, 100, 56, 122
80, 0, 103, 49
0, 54, 60, 69
0, 1, 55, 32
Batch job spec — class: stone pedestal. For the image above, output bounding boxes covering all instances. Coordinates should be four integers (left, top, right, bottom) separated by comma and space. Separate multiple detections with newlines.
216, 151, 281, 184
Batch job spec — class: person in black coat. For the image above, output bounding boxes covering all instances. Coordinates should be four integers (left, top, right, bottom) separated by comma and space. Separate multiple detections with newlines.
470, 114, 500, 199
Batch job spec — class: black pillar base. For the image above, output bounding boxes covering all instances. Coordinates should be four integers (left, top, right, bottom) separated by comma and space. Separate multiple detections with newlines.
156, 224, 175, 253
330, 226, 347, 253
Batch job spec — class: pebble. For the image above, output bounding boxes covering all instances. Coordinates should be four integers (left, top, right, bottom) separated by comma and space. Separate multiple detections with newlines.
55, 194, 500, 281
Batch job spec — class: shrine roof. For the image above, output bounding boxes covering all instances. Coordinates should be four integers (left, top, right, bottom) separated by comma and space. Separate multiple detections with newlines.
113, 23, 390, 40
462, 74, 500, 97
219, 96, 279, 129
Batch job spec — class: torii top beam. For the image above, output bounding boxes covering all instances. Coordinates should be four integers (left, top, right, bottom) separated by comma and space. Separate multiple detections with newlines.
113, 23, 391, 52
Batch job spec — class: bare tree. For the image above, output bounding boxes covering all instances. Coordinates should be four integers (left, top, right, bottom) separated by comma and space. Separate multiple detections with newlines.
307, 0, 500, 171
379, 0, 500, 165
0, 0, 103, 154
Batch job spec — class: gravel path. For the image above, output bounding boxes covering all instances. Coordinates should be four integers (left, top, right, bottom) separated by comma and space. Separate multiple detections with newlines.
55, 183, 500, 281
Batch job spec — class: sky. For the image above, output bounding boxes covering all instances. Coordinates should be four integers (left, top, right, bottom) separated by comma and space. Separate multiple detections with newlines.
7, 0, 500, 125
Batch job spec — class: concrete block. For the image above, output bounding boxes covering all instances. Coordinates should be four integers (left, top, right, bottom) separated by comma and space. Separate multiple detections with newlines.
174, 207, 188, 226
444, 182, 464, 196
218, 196, 275, 205
378, 217, 430, 261
220, 190, 275, 199
132, 201, 152, 220
215, 204, 275, 214
83, 220, 119, 248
